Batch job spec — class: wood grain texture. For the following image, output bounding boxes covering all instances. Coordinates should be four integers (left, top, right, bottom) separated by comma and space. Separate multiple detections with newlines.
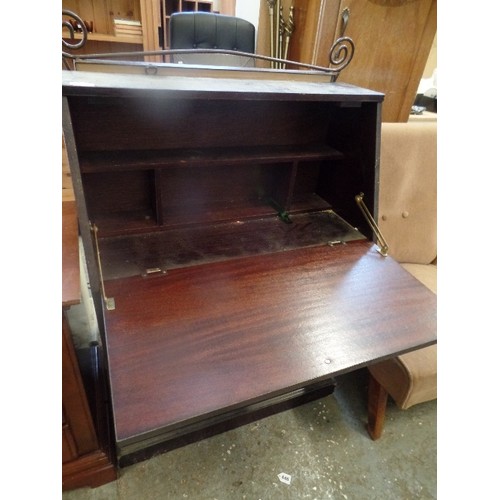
62, 0, 159, 62
366, 370, 388, 440
61, 334, 118, 490
63, 315, 99, 455
62, 138, 75, 202
286, 0, 337, 68
103, 240, 436, 447
283, 0, 436, 122
62, 450, 117, 491
140, 0, 161, 55
62, 201, 80, 307
335, 0, 437, 122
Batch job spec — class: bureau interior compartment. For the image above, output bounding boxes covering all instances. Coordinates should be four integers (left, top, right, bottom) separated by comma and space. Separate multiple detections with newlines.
70, 93, 379, 279
82, 169, 157, 232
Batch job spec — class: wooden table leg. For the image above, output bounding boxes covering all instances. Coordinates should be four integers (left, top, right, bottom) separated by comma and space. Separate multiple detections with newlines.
366, 371, 388, 440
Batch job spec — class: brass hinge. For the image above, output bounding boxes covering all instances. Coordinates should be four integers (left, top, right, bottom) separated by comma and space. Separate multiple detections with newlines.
355, 193, 389, 257
141, 267, 167, 278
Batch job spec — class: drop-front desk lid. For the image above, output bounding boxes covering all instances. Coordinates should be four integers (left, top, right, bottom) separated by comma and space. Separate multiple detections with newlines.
103, 240, 436, 457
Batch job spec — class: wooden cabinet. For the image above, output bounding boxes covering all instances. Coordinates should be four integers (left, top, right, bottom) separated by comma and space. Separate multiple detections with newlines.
62, 201, 116, 490
62, 70, 436, 466
63, 0, 161, 59
261, 0, 437, 122
62, 314, 116, 490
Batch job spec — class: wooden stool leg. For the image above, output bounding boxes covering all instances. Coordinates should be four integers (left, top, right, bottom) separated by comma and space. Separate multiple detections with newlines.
366, 371, 388, 440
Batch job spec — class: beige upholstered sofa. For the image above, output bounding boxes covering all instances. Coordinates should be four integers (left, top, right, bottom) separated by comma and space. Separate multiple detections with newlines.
366, 117, 437, 439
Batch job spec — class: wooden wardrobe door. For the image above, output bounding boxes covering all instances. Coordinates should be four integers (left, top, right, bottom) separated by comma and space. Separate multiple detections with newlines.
286, 0, 437, 122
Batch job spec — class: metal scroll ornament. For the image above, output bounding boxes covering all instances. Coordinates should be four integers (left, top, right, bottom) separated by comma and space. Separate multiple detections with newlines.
62, 9, 87, 68
62, 9, 87, 49
329, 8, 354, 81
328, 36, 355, 81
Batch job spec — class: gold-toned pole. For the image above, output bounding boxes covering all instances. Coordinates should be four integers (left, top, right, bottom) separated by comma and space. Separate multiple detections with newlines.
275, 0, 281, 64
267, 0, 276, 68
283, 5, 294, 68
278, 3, 284, 67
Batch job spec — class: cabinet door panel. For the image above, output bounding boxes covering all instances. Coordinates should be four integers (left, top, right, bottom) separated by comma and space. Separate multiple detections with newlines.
335, 0, 436, 122
62, 314, 99, 455
285, 0, 436, 122
62, 423, 79, 463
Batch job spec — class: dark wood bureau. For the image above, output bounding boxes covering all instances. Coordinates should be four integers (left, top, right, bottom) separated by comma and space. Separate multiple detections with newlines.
62, 70, 436, 465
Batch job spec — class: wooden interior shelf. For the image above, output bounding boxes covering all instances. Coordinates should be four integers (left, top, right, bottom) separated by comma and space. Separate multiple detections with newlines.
79, 144, 344, 172
180, 0, 213, 12
80, 144, 347, 236
91, 210, 158, 235
62, 0, 148, 48
63, 32, 143, 45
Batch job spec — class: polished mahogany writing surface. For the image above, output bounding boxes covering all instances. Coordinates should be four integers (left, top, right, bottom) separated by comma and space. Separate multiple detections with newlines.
103, 240, 436, 454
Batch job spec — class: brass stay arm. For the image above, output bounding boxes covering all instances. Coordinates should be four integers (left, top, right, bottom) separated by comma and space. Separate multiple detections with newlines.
355, 193, 389, 257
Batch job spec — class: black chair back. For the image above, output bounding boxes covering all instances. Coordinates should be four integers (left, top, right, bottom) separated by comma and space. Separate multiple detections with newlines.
169, 12, 256, 67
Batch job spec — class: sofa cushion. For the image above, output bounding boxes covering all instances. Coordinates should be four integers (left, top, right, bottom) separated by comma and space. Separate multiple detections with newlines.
368, 262, 437, 409
369, 345, 437, 409
369, 120, 437, 412
401, 263, 437, 293
378, 121, 437, 264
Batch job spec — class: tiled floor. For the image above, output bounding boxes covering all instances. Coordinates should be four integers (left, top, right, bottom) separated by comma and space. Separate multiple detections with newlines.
63, 368, 437, 500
